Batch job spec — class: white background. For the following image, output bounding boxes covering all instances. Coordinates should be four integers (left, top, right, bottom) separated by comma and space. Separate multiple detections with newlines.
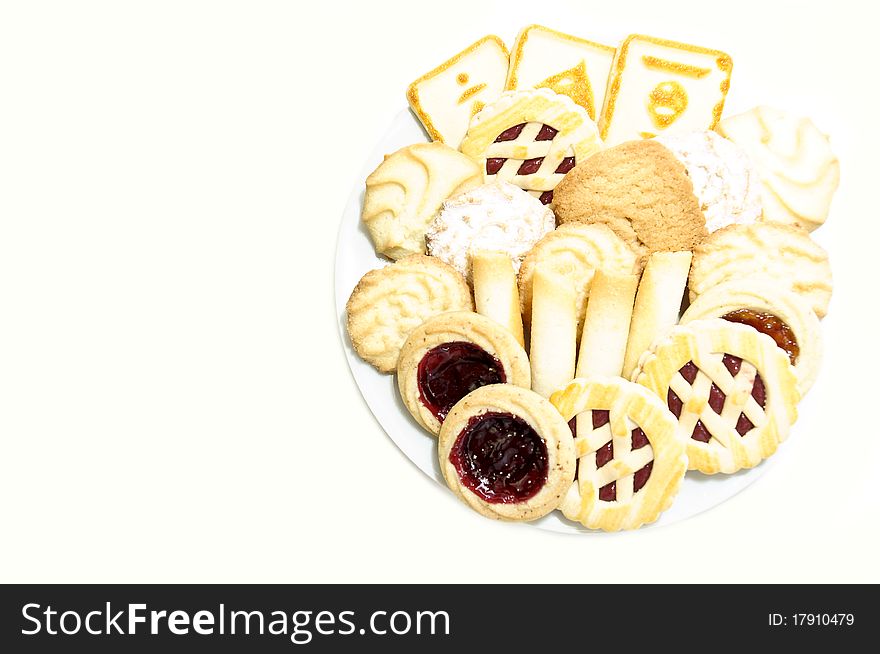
1, 0, 877, 582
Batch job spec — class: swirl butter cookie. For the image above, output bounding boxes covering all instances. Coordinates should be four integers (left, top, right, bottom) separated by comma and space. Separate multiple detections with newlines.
635, 319, 800, 475
717, 106, 839, 231
438, 384, 576, 521
553, 139, 708, 257
518, 222, 639, 335
688, 222, 832, 318
397, 312, 530, 436
680, 279, 822, 395
550, 376, 687, 531
362, 142, 482, 260
346, 255, 473, 373
460, 88, 602, 205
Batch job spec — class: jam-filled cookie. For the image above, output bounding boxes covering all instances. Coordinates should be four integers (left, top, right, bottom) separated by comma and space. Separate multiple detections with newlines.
438, 384, 576, 521
550, 376, 686, 531
346, 255, 473, 373
634, 319, 800, 475
397, 312, 530, 436
681, 278, 822, 395
688, 222, 832, 318
460, 88, 602, 205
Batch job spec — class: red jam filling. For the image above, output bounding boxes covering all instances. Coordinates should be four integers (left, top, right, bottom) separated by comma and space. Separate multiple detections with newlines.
722, 309, 799, 365
590, 410, 652, 502
667, 355, 767, 441
487, 122, 574, 205
417, 342, 506, 422
449, 411, 548, 504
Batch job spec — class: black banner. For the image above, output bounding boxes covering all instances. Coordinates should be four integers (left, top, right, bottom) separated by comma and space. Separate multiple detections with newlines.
0, 584, 870, 651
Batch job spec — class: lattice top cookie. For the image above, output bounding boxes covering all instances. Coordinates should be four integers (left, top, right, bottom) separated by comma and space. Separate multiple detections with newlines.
634, 319, 799, 475
460, 88, 602, 205
550, 376, 686, 531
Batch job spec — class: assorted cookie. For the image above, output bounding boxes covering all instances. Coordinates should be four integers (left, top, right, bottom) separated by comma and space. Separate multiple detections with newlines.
634, 320, 800, 475
460, 88, 603, 204
553, 140, 708, 258
407, 35, 510, 149
438, 384, 576, 521
551, 376, 687, 530
600, 34, 732, 146
397, 311, 530, 435
689, 221, 832, 318
426, 180, 554, 279
345, 26, 839, 530
717, 106, 839, 231
506, 24, 616, 122
363, 142, 482, 260
346, 255, 473, 373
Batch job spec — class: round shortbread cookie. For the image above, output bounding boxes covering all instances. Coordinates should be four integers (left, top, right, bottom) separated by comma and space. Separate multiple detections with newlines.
362, 142, 482, 260
518, 222, 639, 335
716, 106, 839, 232
346, 255, 473, 373
688, 222, 832, 318
553, 139, 708, 257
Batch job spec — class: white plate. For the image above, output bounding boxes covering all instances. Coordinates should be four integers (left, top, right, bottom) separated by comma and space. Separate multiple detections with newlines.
334, 108, 774, 533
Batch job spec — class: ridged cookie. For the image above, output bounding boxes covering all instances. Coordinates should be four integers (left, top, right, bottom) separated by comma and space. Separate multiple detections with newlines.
688, 222, 832, 318
346, 255, 473, 373
518, 222, 640, 336
553, 139, 708, 258
717, 106, 839, 232
362, 142, 482, 260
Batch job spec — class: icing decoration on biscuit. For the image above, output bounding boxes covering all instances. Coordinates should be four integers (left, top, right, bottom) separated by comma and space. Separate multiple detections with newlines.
505, 24, 616, 121
716, 106, 839, 232
460, 88, 602, 205
600, 34, 732, 146
407, 36, 509, 149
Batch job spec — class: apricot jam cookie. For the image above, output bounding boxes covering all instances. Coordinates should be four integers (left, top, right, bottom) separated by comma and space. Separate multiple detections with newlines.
634, 319, 799, 475
681, 278, 822, 396
460, 88, 602, 205
438, 384, 576, 521
362, 142, 482, 260
550, 376, 686, 531
397, 312, 530, 436
688, 222, 832, 318
346, 255, 473, 373
553, 139, 708, 257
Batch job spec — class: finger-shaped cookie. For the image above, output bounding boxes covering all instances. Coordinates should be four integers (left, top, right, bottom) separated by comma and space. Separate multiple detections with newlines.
472, 249, 525, 347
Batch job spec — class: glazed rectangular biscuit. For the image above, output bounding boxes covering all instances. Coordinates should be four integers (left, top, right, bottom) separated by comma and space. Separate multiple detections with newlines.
600, 34, 732, 146
407, 35, 509, 150
506, 24, 616, 122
